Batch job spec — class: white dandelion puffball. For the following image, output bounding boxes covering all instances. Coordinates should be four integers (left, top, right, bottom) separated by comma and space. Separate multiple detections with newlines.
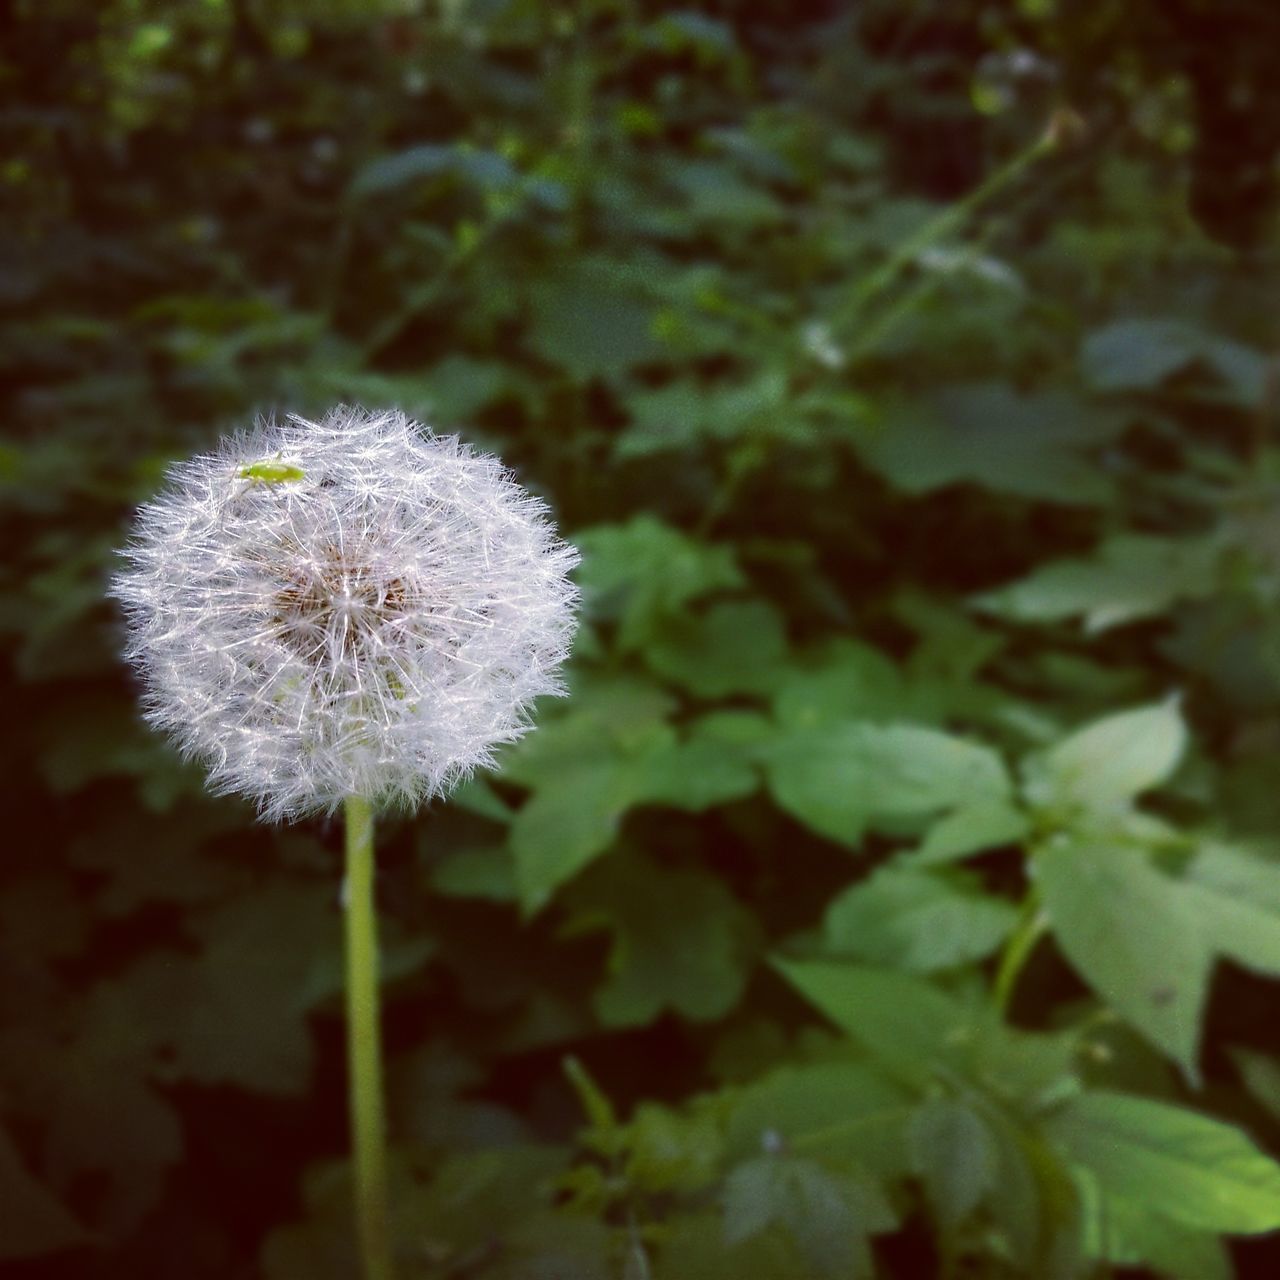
113, 407, 580, 820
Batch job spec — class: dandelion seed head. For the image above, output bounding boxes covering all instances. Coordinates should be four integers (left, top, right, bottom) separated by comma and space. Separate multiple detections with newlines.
112, 407, 580, 821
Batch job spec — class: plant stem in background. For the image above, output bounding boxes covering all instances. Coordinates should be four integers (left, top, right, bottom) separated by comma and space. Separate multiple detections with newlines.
831, 122, 1061, 341
993, 894, 1049, 1018
344, 795, 395, 1280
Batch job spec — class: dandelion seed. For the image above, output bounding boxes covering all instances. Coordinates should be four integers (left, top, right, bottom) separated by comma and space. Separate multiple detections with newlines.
112, 406, 580, 821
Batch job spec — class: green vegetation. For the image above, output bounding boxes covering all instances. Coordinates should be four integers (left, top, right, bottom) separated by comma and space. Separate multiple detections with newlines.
5, 1, 1280, 1276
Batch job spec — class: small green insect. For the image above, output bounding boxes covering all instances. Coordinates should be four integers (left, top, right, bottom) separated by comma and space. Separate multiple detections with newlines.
235, 453, 305, 487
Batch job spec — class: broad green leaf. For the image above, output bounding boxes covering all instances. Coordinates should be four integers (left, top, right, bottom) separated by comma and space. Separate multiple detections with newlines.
652, 1212, 800, 1280
1037, 840, 1209, 1077
1081, 318, 1267, 405
908, 1097, 998, 1227
766, 722, 1011, 847
975, 535, 1218, 633
348, 143, 517, 198
623, 1101, 722, 1194
632, 734, 758, 811
645, 599, 788, 697
1182, 841, 1280, 976
507, 703, 758, 912
564, 856, 755, 1027
1077, 1184, 1232, 1280
497, 673, 675, 790
1045, 1091, 1280, 1233
0, 1127, 84, 1259
510, 763, 632, 914
722, 1155, 893, 1278
526, 261, 661, 377
772, 959, 969, 1087
429, 845, 518, 901
171, 881, 345, 1094
823, 865, 1018, 971
23, 969, 186, 1237
910, 800, 1030, 865
723, 1061, 909, 1170
573, 517, 743, 651
1025, 699, 1187, 815
772, 639, 905, 729
618, 371, 788, 459
853, 385, 1121, 504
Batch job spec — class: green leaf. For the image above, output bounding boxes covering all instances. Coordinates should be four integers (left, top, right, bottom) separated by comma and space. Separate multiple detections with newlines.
823, 865, 1018, 971
168, 880, 345, 1094
975, 535, 1219, 632
510, 763, 633, 914
854, 385, 1121, 504
505, 692, 758, 913
772, 639, 905, 729
526, 261, 662, 378
623, 1101, 723, 1194
564, 855, 755, 1027
632, 733, 759, 811
766, 723, 1011, 847
348, 144, 517, 199
908, 1097, 998, 1227
1182, 841, 1280, 976
722, 1155, 893, 1278
910, 800, 1030, 866
574, 517, 743, 651
1037, 840, 1209, 1077
652, 1213, 803, 1280
723, 1061, 909, 1170
429, 845, 518, 902
772, 959, 969, 1088
1045, 1090, 1280, 1233
1024, 699, 1187, 816
645, 599, 788, 697
1081, 318, 1267, 406
0, 1127, 84, 1259
1077, 1186, 1233, 1280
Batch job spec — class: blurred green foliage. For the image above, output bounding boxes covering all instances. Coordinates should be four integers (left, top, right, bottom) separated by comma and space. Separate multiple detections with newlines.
5, 0, 1280, 1276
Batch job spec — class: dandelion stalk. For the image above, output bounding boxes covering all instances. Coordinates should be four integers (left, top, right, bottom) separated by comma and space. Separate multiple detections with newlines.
343, 796, 393, 1280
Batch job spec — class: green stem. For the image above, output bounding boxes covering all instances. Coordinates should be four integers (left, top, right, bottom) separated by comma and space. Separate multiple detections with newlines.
993, 894, 1048, 1018
832, 131, 1054, 339
344, 794, 395, 1280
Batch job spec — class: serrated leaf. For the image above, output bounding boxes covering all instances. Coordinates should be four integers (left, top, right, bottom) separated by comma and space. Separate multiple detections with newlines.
1037, 840, 1209, 1078
1025, 699, 1187, 815
823, 865, 1018, 971
1045, 1090, 1280, 1233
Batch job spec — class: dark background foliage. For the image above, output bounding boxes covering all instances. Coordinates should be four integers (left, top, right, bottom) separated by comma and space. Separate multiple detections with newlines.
5, 1, 1280, 1277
